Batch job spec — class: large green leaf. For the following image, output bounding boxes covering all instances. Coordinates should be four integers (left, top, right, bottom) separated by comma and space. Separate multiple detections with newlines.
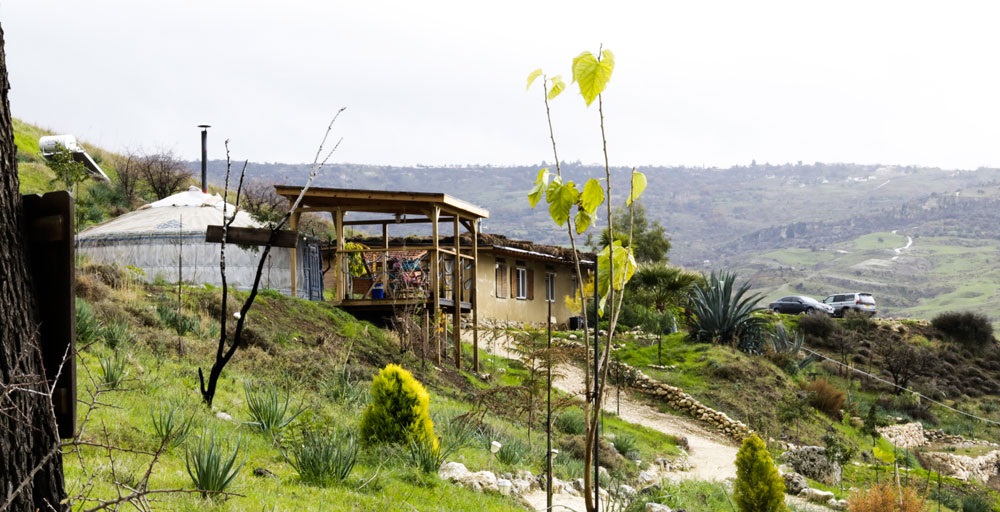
572, 49, 615, 107
528, 168, 549, 208
579, 178, 605, 214
526, 69, 543, 91
627, 170, 647, 206
546, 180, 579, 227
595, 241, 637, 316
574, 208, 595, 234
548, 75, 566, 100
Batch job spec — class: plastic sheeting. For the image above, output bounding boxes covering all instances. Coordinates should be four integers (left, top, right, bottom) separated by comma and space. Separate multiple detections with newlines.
77, 187, 304, 295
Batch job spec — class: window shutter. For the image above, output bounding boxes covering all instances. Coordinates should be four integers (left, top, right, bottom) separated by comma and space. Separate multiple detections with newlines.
527, 269, 535, 300
495, 262, 506, 298
510, 267, 516, 298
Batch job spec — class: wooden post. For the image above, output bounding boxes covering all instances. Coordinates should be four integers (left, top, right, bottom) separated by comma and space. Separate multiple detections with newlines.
22, 191, 76, 438
453, 214, 461, 369
472, 218, 480, 373
431, 206, 441, 366
289, 210, 301, 297
335, 210, 345, 299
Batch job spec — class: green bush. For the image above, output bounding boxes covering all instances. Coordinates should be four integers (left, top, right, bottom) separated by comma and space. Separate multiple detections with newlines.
77, 299, 102, 344
287, 429, 357, 485
156, 304, 199, 336
494, 437, 527, 466
555, 409, 586, 435
609, 432, 638, 459
185, 429, 245, 499
796, 313, 837, 340
932, 311, 994, 347
244, 382, 302, 436
685, 270, 766, 354
99, 351, 129, 390
733, 434, 786, 512
150, 402, 193, 449
359, 364, 437, 450
101, 321, 134, 350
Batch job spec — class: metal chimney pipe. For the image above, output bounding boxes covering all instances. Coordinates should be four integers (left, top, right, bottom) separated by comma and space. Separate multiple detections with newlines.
198, 124, 211, 192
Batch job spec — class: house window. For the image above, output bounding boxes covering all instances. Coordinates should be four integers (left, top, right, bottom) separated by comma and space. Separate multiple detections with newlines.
512, 261, 533, 300
545, 272, 556, 302
495, 259, 508, 298
515, 268, 528, 299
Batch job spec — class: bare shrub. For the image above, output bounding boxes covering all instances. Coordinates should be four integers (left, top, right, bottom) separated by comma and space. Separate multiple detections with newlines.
804, 378, 846, 418
847, 482, 926, 512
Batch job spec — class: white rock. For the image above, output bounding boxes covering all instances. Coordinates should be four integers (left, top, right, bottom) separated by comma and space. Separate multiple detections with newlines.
828, 498, 848, 510
799, 488, 836, 503
497, 479, 512, 495
439, 461, 470, 481
639, 468, 660, 485
645, 503, 673, 512
618, 484, 637, 498
215, 411, 233, 421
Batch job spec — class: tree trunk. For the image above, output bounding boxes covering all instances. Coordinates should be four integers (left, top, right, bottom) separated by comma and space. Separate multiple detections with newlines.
0, 23, 68, 511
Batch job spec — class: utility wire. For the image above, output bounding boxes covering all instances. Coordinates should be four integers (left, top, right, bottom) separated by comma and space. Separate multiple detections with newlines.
800, 346, 1000, 428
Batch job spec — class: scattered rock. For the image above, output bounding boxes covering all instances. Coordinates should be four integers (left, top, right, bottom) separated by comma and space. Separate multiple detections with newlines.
215, 411, 233, 421
799, 487, 835, 503
645, 503, 673, 512
780, 446, 842, 485
828, 498, 848, 510
782, 472, 808, 495
253, 467, 276, 478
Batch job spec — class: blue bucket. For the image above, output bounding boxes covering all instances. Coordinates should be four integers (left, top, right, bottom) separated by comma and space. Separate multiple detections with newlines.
371, 283, 385, 299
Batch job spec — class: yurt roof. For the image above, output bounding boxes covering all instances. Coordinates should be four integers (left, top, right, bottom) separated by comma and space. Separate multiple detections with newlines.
78, 186, 260, 239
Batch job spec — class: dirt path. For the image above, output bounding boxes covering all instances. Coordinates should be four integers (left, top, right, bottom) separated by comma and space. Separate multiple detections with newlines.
486, 337, 740, 510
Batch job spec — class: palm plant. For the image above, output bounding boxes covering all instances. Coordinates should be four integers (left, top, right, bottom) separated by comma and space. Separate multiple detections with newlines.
685, 270, 766, 353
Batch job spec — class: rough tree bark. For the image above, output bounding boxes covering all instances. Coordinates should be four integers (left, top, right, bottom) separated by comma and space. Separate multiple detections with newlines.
0, 22, 68, 511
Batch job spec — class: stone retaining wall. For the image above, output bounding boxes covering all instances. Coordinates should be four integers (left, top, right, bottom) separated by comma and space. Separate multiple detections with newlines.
610, 360, 753, 443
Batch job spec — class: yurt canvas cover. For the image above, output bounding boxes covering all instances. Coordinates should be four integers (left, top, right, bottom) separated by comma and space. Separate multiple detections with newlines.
77, 187, 322, 298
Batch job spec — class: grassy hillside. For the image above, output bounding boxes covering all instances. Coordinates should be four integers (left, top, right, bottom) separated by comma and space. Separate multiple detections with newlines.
70, 261, 692, 511
68, 256, 1000, 511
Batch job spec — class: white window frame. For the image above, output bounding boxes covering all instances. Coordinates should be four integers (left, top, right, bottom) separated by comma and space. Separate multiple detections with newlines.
515, 267, 528, 300
545, 272, 556, 302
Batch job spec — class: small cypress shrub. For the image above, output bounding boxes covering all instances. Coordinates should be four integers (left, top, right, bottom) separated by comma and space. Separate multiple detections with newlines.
733, 434, 786, 512
359, 364, 437, 450
931, 311, 994, 347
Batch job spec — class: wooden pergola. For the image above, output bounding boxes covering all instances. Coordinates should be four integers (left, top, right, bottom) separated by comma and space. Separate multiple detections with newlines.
274, 186, 489, 371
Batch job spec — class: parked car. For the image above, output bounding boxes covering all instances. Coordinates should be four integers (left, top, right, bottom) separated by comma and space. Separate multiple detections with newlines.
823, 292, 877, 317
768, 295, 835, 316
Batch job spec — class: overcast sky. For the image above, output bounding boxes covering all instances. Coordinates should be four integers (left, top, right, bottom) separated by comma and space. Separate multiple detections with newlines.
2, 1, 999, 170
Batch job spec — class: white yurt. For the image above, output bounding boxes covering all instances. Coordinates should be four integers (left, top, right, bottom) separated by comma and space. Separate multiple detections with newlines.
77, 186, 322, 298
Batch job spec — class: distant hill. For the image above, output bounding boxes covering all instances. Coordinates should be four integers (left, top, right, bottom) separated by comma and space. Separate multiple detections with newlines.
195, 159, 1000, 322
19, 116, 996, 322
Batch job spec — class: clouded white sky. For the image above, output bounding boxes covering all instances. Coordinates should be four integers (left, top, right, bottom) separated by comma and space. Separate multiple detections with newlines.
2, 1, 998, 169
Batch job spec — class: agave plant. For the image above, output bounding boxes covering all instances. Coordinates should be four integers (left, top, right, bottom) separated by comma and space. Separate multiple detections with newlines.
685, 270, 766, 353
768, 323, 804, 354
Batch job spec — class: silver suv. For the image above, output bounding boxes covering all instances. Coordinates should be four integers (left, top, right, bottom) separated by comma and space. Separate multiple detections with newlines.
823, 292, 877, 317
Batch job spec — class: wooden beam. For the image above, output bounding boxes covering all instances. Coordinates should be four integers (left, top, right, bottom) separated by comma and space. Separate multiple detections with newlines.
290, 211, 301, 297
341, 217, 455, 226
471, 217, 480, 373
205, 225, 298, 248
431, 206, 441, 366
453, 214, 461, 369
